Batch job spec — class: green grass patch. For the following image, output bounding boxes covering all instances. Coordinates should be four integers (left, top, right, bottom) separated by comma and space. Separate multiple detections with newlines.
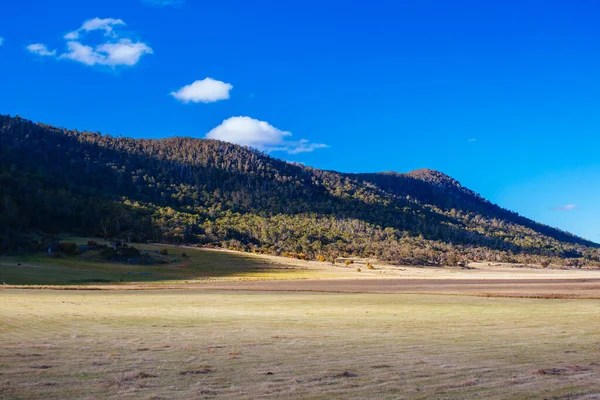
0, 239, 301, 285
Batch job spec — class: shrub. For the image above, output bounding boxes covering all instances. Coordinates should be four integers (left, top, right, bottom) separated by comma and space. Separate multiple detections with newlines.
100, 248, 116, 260
367, 263, 374, 270
27, 240, 42, 252
317, 255, 326, 262
356, 267, 362, 272
345, 259, 353, 266
159, 249, 169, 256
282, 252, 307, 260
541, 260, 550, 268
58, 242, 79, 255
182, 252, 188, 258
87, 240, 98, 247
121, 246, 141, 258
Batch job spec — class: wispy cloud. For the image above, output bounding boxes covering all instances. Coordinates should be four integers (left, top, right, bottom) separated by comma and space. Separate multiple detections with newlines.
141, 0, 183, 7
467, 138, 476, 142
171, 78, 233, 103
0, 37, 4, 47
26, 18, 152, 68
206, 116, 328, 154
552, 204, 578, 211
64, 18, 124, 40
26, 43, 57, 57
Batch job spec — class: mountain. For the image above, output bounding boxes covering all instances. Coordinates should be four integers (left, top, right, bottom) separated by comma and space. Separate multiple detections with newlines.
1, 114, 598, 266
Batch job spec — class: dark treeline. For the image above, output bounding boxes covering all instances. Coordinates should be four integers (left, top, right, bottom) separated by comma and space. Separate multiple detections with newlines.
1, 114, 599, 267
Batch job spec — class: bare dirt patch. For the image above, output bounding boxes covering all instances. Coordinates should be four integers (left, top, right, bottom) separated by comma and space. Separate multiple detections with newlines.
185, 277, 600, 298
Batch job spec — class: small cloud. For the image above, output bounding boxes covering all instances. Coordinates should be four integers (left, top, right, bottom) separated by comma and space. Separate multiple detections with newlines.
552, 204, 578, 211
285, 139, 329, 154
60, 39, 152, 66
64, 18, 125, 40
467, 138, 477, 142
142, 0, 183, 6
206, 116, 328, 154
27, 18, 152, 68
0, 37, 4, 46
27, 43, 57, 57
171, 78, 233, 103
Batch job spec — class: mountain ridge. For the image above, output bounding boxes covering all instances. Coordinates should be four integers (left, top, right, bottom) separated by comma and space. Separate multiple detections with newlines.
1, 114, 598, 266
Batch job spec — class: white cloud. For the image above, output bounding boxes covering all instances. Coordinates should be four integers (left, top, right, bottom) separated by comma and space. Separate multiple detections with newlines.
206, 116, 328, 154
27, 18, 152, 68
0, 37, 4, 46
553, 204, 578, 211
286, 139, 329, 154
59, 41, 102, 65
64, 18, 125, 40
97, 40, 152, 66
171, 78, 233, 103
26, 43, 57, 57
60, 39, 152, 66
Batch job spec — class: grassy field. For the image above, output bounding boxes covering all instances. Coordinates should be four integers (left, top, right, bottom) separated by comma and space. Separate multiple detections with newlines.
0, 240, 352, 286
1, 289, 600, 399
3, 238, 600, 288
2, 241, 600, 398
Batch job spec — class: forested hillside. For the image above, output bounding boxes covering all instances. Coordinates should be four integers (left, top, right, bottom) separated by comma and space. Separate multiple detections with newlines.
1, 114, 598, 266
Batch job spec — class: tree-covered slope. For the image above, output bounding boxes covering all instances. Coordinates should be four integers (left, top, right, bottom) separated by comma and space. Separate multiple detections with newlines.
1, 114, 598, 266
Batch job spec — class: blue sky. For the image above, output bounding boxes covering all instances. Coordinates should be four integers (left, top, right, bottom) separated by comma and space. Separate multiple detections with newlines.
1, 0, 599, 241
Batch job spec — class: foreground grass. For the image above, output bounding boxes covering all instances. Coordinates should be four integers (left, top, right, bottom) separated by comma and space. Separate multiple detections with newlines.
1, 289, 599, 399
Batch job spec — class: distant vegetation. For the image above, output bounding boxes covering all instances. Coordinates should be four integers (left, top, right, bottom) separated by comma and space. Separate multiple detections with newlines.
1, 114, 599, 267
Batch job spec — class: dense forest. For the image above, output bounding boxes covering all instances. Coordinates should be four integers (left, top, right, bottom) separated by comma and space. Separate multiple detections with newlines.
1, 114, 599, 267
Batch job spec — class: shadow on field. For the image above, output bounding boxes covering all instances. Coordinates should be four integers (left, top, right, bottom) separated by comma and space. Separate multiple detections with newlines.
0, 247, 281, 286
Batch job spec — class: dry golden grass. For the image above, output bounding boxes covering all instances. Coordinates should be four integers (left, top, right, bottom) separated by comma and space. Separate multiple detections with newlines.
3, 242, 600, 398
1, 289, 600, 399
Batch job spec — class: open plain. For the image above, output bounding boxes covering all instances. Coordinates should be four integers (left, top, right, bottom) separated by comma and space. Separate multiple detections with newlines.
2, 244, 600, 399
